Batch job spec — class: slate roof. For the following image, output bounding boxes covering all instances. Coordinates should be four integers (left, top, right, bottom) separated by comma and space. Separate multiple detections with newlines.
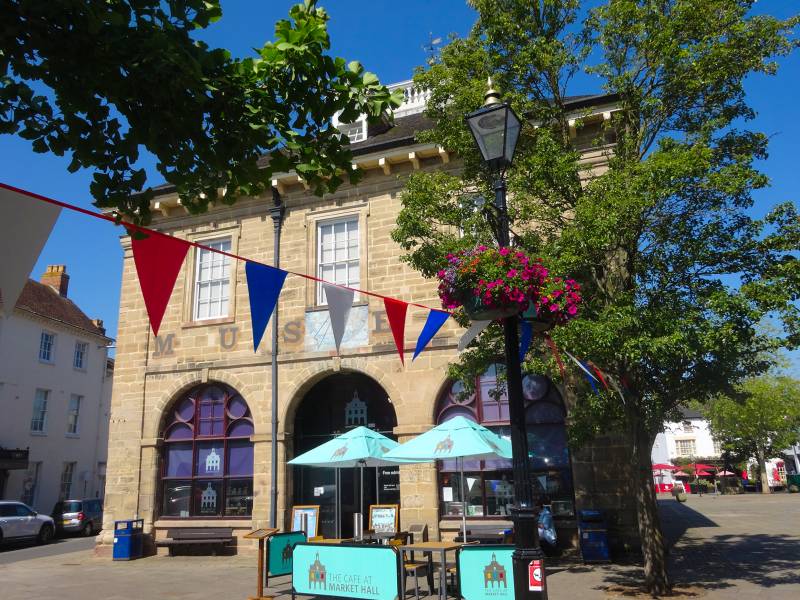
5, 279, 109, 339
148, 92, 619, 197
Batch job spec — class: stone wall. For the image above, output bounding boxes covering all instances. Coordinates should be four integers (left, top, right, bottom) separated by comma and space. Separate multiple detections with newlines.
98, 119, 639, 557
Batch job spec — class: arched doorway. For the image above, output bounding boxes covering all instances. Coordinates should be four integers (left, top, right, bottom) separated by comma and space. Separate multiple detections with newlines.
292, 372, 398, 538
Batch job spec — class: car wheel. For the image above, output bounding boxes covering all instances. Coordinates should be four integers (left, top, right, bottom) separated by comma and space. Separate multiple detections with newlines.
82, 522, 95, 537
37, 524, 54, 545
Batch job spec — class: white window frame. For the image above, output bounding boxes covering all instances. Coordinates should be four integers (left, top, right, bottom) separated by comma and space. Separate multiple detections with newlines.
60, 462, 76, 499
30, 389, 49, 433
676, 439, 696, 457
73, 341, 88, 370
316, 216, 360, 305
67, 394, 82, 435
39, 331, 55, 363
193, 237, 233, 321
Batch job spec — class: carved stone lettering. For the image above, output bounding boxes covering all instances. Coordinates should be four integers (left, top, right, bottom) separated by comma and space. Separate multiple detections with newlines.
153, 333, 175, 357
373, 310, 390, 334
219, 326, 238, 350
283, 319, 302, 343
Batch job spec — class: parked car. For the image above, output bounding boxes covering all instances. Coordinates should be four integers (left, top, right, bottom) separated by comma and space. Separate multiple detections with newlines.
0, 501, 55, 545
51, 498, 103, 537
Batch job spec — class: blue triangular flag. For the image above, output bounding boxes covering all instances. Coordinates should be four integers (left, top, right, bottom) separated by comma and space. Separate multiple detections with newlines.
580, 360, 600, 394
245, 262, 288, 351
519, 320, 533, 363
412, 309, 450, 361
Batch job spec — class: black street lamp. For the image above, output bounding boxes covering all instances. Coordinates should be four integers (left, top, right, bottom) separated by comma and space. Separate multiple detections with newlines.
465, 79, 548, 600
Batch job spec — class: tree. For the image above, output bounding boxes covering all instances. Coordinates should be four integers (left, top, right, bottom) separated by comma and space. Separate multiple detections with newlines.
705, 376, 800, 493
0, 0, 402, 224
391, 1, 799, 594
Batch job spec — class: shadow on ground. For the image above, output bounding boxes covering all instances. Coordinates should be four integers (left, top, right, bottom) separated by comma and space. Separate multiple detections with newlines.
588, 499, 800, 596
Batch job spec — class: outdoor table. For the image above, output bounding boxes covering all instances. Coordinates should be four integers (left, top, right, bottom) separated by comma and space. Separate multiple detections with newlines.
315, 537, 353, 544
399, 541, 462, 600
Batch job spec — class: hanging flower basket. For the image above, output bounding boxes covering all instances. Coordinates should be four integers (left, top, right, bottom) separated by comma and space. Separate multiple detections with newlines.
457, 290, 521, 321
436, 245, 582, 326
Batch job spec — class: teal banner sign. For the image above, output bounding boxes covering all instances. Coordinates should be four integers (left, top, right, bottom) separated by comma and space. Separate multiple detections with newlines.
292, 543, 401, 600
458, 545, 515, 600
268, 531, 307, 577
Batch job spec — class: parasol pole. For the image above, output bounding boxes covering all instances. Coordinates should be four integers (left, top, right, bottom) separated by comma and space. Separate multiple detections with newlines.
460, 456, 468, 543
376, 468, 380, 504
336, 468, 341, 538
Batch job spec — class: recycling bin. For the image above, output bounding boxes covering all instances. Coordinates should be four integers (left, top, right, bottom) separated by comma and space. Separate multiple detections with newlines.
113, 519, 144, 561
578, 510, 610, 563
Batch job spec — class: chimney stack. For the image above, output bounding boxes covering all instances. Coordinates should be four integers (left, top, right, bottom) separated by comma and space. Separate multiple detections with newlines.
92, 319, 106, 336
41, 265, 69, 297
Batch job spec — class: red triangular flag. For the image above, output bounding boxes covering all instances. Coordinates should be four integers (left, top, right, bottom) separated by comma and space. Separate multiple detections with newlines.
131, 231, 190, 336
383, 297, 408, 365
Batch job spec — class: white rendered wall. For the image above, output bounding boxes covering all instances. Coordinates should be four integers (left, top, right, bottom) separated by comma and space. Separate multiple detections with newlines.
0, 310, 110, 514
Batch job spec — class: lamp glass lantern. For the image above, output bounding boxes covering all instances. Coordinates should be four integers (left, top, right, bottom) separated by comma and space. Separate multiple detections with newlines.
465, 102, 521, 171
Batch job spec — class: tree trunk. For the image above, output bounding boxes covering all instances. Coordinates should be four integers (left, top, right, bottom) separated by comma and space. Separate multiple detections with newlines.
757, 449, 771, 494
631, 420, 671, 596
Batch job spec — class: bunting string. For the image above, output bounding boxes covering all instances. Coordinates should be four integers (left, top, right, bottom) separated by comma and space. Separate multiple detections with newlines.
0, 182, 447, 314
1, 182, 637, 378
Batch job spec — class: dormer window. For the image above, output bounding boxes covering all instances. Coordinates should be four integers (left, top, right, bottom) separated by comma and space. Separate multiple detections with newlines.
335, 117, 367, 143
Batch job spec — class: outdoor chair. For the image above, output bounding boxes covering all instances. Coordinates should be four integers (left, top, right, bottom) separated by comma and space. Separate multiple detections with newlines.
389, 535, 435, 600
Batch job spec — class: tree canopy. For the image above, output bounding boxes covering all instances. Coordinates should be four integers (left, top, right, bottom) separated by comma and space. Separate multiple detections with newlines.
391, 0, 799, 594
705, 376, 800, 470
0, 0, 402, 223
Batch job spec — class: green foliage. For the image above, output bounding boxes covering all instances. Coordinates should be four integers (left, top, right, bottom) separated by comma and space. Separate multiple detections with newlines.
704, 376, 800, 460
0, 1, 403, 224
392, 0, 800, 441
393, 5, 798, 590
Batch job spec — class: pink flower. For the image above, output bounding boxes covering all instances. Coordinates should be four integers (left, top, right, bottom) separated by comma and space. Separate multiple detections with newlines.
549, 304, 560, 312
499, 247, 510, 256
478, 245, 487, 252
567, 305, 578, 316
507, 269, 517, 278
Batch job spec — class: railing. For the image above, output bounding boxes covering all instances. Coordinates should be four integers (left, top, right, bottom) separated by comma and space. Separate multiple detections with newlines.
387, 80, 431, 117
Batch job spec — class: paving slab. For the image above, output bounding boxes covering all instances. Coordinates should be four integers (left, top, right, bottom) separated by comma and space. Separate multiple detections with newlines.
1, 493, 797, 599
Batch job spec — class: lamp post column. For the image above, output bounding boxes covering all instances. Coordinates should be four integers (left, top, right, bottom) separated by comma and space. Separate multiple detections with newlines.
494, 177, 548, 600
269, 187, 285, 529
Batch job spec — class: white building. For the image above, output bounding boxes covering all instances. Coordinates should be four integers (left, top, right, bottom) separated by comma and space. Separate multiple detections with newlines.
651, 407, 791, 491
0, 265, 113, 514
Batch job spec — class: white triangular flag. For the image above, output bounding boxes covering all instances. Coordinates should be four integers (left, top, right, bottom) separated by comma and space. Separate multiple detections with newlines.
323, 283, 354, 353
458, 320, 491, 351
0, 185, 61, 316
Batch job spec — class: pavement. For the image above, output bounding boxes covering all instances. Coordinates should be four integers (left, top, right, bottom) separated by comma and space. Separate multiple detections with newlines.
0, 493, 798, 599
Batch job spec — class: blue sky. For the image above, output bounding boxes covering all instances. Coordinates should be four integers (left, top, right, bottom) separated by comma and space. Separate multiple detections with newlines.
0, 1, 797, 367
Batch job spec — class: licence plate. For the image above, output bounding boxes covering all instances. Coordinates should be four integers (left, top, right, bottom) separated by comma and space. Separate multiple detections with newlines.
63, 519, 72, 525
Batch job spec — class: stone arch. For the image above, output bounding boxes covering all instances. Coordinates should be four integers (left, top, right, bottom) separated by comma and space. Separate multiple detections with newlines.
281, 358, 404, 435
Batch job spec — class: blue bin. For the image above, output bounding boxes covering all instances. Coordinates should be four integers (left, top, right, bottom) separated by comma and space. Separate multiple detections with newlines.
113, 519, 144, 561
578, 510, 610, 563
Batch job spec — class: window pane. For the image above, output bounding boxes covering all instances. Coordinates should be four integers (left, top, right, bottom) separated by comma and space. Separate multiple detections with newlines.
228, 420, 254, 438
227, 440, 253, 476
162, 480, 192, 517
485, 475, 514, 516
227, 396, 248, 419
165, 443, 193, 477
165, 423, 193, 441
225, 479, 253, 516
196, 443, 225, 477
194, 480, 223, 516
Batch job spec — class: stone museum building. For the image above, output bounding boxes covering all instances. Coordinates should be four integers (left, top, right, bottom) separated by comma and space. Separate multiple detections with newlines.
98, 81, 637, 556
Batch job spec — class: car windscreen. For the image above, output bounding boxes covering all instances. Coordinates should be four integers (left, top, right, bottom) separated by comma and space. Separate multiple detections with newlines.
59, 501, 82, 513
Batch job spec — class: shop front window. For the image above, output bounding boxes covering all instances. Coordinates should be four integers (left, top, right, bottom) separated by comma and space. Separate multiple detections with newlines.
160, 384, 254, 518
436, 368, 574, 519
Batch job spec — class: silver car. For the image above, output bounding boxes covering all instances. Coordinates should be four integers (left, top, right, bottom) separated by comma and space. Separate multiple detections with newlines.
0, 501, 55, 545
51, 498, 103, 536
